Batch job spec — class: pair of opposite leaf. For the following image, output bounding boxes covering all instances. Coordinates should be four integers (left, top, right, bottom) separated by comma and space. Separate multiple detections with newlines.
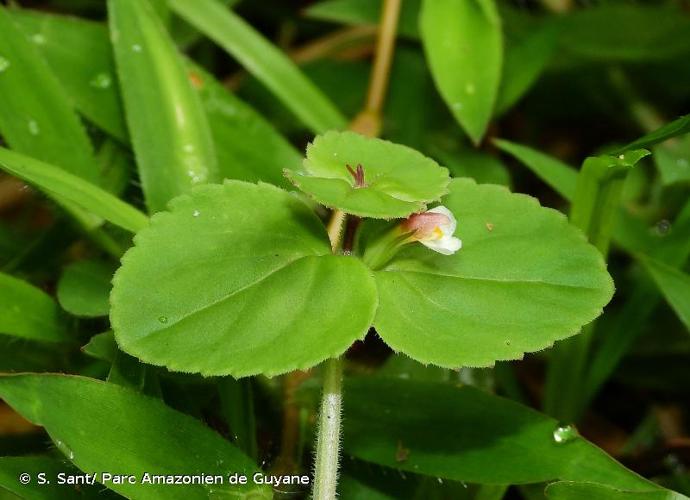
110, 131, 613, 377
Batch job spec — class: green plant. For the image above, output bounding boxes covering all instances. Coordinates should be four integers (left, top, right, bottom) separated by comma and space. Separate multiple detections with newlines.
1, 0, 689, 499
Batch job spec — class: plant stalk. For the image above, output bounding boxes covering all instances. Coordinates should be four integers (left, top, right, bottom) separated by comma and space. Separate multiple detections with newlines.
312, 357, 344, 500
326, 209, 347, 252
350, 0, 401, 138
312, 2, 402, 497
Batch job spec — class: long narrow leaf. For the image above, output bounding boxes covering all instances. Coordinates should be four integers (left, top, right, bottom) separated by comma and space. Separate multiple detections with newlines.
169, 0, 347, 134
0, 6, 97, 184
186, 62, 301, 186
494, 138, 577, 200
0, 146, 148, 233
9, 8, 128, 142
0, 374, 271, 499
420, 0, 503, 144
9, 9, 300, 188
612, 113, 690, 154
109, 0, 218, 213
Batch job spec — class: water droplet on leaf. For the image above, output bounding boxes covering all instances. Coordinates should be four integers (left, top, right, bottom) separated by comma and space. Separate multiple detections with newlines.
193, 210, 200, 217
90, 72, 112, 89
552, 423, 577, 444
28, 120, 40, 135
31, 34, 46, 45
158, 316, 168, 324
655, 219, 671, 235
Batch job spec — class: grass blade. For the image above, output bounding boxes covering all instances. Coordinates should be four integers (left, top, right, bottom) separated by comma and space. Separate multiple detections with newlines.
109, 0, 218, 213
612, 113, 690, 154
0, 5, 97, 184
494, 138, 577, 200
0, 146, 148, 233
9, 8, 128, 142
169, 0, 347, 134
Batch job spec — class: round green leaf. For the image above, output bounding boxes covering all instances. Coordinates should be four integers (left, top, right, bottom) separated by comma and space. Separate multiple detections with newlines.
111, 181, 377, 377
372, 178, 614, 367
285, 131, 450, 219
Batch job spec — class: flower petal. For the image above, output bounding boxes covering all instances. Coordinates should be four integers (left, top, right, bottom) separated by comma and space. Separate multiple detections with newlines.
427, 205, 456, 234
421, 235, 462, 255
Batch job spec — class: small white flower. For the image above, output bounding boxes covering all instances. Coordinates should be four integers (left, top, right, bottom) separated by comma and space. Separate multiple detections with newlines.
403, 206, 462, 255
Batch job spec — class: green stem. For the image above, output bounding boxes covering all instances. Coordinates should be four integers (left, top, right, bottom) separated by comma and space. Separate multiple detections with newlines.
312, 2, 402, 496
312, 357, 343, 500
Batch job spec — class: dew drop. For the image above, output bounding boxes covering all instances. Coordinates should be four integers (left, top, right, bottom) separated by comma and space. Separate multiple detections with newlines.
505, 340, 511, 346
28, 120, 40, 135
131, 44, 142, 53
552, 423, 578, 444
465, 83, 476, 95
193, 210, 200, 217
31, 33, 46, 45
158, 316, 168, 324
618, 154, 625, 160
437, 477, 444, 484
0, 56, 10, 73
90, 72, 112, 89
655, 219, 671, 235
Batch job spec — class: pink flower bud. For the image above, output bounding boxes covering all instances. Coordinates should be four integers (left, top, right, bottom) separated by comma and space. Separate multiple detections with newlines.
402, 206, 462, 255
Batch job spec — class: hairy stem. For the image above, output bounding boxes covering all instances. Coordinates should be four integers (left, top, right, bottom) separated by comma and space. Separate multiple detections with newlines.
312, 357, 343, 500
312, 2, 402, 497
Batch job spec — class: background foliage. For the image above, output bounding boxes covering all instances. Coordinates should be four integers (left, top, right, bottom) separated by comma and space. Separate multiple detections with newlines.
0, 0, 689, 499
